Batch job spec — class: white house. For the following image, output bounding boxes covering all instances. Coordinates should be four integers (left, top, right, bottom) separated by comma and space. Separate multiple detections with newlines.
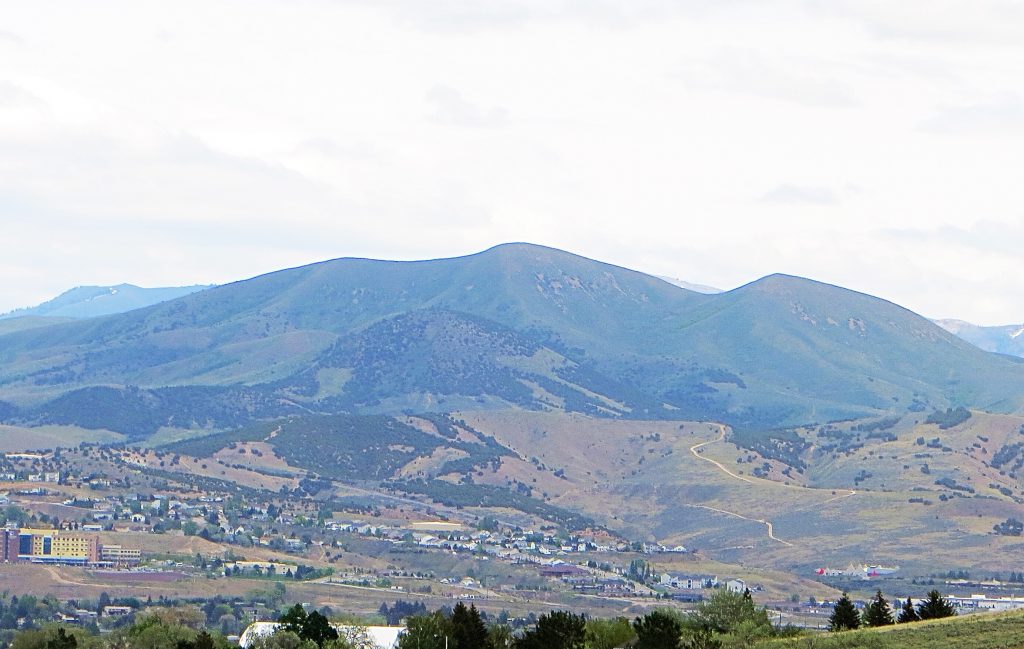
726, 579, 746, 593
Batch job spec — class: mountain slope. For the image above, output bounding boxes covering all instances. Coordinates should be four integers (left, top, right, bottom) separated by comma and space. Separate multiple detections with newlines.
1, 243, 1023, 436
935, 318, 1024, 358
0, 284, 213, 319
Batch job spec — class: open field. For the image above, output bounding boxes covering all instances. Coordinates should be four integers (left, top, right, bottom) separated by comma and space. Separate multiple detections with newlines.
0, 424, 125, 451
0, 563, 650, 619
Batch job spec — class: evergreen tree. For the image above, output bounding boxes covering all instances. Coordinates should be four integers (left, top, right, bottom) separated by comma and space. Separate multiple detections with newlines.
451, 602, 489, 649
514, 611, 586, 649
896, 597, 919, 624
861, 590, 894, 627
302, 611, 339, 647
917, 590, 955, 620
45, 628, 77, 649
278, 604, 307, 638
632, 610, 682, 649
829, 593, 860, 631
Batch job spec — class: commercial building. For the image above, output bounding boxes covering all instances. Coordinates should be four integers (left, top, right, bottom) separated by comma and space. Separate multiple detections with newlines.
99, 545, 142, 566
2, 528, 134, 566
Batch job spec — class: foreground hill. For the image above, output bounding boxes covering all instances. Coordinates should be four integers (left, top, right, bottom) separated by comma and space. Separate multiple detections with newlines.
760, 608, 1024, 648
1, 243, 1023, 436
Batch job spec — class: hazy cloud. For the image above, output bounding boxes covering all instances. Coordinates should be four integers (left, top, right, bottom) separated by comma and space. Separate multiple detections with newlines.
760, 184, 840, 206
426, 85, 509, 128
677, 49, 860, 109
0, 81, 46, 109
921, 94, 1024, 135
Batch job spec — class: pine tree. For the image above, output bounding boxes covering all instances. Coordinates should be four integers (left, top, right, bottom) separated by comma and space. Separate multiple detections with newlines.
861, 590, 894, 627
896, 598, 919, 623
632, 610, 683, 649
452, 602, 490, 649
917, 590, 955, 620
829, 593, 860, 631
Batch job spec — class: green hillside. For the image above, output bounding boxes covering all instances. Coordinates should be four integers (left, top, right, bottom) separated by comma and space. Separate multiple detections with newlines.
759, 609, 1024, 648
1, 243, 1023, 437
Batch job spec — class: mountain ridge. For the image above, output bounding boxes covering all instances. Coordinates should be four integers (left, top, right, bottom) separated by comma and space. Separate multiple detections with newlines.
1, 283, 214, 320
1, 243, 1022, 437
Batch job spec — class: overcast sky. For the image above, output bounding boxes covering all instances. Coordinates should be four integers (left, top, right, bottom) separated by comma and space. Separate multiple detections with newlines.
2, 1, 1024, 324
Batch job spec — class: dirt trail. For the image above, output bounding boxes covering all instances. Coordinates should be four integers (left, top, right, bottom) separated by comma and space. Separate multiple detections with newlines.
687, 424, 856, 547
683, 504, 794, 547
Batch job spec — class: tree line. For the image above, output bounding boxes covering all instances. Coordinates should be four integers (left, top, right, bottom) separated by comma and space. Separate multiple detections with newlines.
828, 589, 956, 631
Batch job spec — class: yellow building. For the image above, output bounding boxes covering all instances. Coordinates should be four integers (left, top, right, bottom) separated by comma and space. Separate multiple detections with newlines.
18, 528, 100, 563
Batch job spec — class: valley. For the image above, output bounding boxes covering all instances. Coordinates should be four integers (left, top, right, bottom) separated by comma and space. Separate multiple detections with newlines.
4, 244, 1024, 632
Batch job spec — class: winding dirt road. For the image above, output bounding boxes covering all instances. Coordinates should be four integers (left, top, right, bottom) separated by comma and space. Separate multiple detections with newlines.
687, 424, 856, 547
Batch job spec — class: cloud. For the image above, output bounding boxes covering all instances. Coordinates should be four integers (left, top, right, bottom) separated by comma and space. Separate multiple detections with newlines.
0, 31, 23, 45
882, 220, 1024, 260
920, 93, 1024, 135
0, 81, 46, 110
677, 49, 860, 109
826, 1, 1024, 47
426, 85, 509, 128
760, 184, 840, 206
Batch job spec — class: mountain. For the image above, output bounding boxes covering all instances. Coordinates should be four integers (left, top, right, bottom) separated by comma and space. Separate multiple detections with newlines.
935, 318, 1024, 358
1, 243, 1023, 437
0, 283, 213, 320
655, 276, 722, 294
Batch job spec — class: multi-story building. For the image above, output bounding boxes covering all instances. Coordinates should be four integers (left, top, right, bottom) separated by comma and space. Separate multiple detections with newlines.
0, 529, 19, 562
14, 528, 100, 565
1, 528, 138, 566
99, 545, 141, 566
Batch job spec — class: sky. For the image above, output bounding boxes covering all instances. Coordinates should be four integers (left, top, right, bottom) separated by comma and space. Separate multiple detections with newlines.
2, 1, 1024, 324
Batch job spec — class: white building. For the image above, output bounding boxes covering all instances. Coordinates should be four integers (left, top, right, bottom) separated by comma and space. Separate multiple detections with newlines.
239, 622, 404, 649
726, 579, 746, 593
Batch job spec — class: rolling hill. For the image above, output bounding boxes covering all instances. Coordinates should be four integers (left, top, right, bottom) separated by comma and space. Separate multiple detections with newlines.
1, 243, 1023, 437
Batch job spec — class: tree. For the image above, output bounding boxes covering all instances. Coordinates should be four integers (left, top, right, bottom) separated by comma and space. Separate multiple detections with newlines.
691, 590, 771, 636
632, 610, 682, 649
861, 590, 894, 627
397, 613, 453, 649
916, 590, 955, 620
301, 612, 338, 647
485, 625, 512, 649
279, 605, 308, 638
248, 631, 309, 649
680, 628, 720, 649
451, 603, 489, 649
585, 617, 634, 649
829, 593, 860, 631
896, 598, 919, 624
47, 628, 77, 649
515, 611, 586, 649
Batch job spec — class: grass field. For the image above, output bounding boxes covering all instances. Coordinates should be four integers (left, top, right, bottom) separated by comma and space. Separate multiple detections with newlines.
759, 610, 1024, 648
0, 424, 125, 451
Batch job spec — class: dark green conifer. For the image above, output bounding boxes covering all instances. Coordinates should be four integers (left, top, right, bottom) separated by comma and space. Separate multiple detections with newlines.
917, 590, 955, 620
896, 597, 919, 623
829, 593, 860, 631
861, 590, 894, 627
